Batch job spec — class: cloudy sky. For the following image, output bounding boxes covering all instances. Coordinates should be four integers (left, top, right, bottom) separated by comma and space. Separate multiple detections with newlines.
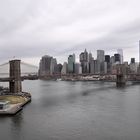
0, 0, 140, 66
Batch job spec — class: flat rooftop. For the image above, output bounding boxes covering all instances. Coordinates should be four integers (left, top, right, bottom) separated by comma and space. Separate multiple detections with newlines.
0, 101, 10, 105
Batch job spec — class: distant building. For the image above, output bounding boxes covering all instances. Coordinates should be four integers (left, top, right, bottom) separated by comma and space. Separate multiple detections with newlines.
50, 58, 57, 75
117, 49, 123, 64
131, 58, 135, 64
68, 54, 75, 73
89, 59, 94, 74
39, 55, 53, 76
104, 62, 107, 74
75, 63, 82, 74
79, 49, 89, 73
56, 64, 63, 74
130, 59, 138, 74
105, 55, 111, 73
97, 50, 105, 73
97, 50, 104, 63
89, 52, 93, 62
61, 62, 68, 75
89, 60, 100, 74
114, 53, 121, 64
110, 56, 115, 64
105, 55, 110, 63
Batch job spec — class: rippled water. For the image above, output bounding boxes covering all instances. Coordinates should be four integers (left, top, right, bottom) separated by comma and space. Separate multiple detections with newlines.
0, 80, 140, 140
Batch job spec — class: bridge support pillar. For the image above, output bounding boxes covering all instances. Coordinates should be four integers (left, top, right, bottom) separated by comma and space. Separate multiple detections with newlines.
116, 74, 126, 87
9, 60, 22, 93
116, 64, 126, 87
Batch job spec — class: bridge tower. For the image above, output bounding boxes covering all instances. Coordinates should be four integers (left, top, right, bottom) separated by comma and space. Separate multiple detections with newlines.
9, 60, 22, 93
116, 64, 126, 87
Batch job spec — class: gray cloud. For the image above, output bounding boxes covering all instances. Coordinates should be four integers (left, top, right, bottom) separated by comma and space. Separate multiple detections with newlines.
0, 0, 140, 65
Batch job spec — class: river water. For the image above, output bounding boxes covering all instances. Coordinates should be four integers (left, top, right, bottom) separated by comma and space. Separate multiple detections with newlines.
0, 80, 140, 140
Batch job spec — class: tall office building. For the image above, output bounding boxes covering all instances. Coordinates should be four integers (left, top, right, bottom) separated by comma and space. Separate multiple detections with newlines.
61, 62, 68, 75
97, 50, 104, 63
114, 53, 121, 63
56, 64, 63, 74
117, 49, 123, 64
130, 58, 137, 74
97, 50, 105, 73
110, 56, 115, 64
89, 60, 100, 74
75, 63, 82, 74
39, 55, 53, 76
79, 49, 89, 73
105, 55, 111, 74
105, 55, 110, 63
68, 54, 75, 73
50, 58, 57, 75
89, 52, 93, 62
131, 58, 135, 64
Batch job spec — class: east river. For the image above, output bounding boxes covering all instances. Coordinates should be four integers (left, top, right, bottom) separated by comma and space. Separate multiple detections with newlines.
0, 80, 140, 140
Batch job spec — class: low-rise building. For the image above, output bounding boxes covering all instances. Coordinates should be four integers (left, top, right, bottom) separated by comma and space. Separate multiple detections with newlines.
0, 101, 10, 110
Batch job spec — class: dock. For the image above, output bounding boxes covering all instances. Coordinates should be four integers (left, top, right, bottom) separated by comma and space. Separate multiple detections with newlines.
0, 95, 31, 115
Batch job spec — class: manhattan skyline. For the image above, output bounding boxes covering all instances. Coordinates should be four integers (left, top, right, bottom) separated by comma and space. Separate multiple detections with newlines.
0, 0, 140, 65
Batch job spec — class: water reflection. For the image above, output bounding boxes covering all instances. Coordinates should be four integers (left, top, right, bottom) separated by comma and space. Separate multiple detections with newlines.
10, 112, 23, 140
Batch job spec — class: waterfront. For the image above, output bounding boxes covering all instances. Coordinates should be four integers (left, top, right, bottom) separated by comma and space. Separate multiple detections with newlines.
0, 80, 140, 140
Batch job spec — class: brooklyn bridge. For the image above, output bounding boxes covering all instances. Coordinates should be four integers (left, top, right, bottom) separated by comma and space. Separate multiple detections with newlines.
0, 60, 38, 82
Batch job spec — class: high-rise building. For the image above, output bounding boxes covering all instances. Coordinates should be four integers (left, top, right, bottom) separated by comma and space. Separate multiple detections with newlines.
105, 55, 110, 63
50, 58, 57, 75
39, 55, 53, 76
97, 50, 104, 63
105, 55, 111, 74
68, 54, 75, 73
97, 50, 105, 73
131, 58, 135, 64
130, 58, 137, 73
110, 56, 115, 64
104, 62, 107, 74
117, 49, 123, 64
89, 60, 100, 74
56, 64, 63, 74
79, 49, 89, 73
61, 62, 68, 75
89, 52, 93, 62
75, 63, 82, 74
114, 53, 121, 63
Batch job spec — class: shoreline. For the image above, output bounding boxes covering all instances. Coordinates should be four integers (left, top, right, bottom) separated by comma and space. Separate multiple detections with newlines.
0, 92, 31, 115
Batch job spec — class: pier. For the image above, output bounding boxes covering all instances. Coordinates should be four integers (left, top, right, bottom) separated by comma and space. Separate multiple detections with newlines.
0, 60, 32, 115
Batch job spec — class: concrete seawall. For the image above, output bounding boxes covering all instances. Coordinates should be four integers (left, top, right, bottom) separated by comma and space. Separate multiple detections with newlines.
0, 93, 31, 115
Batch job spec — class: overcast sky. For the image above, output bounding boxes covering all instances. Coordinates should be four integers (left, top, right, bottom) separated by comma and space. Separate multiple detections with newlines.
0, 0, 140, 66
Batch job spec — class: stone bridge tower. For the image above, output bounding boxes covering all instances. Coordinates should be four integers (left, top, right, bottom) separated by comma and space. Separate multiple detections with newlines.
116, 64, 126, 87
9, 60, 22, 93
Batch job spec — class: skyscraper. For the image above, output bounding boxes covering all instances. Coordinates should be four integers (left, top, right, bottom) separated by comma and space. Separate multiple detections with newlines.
105, 55, 110, 63
61, 62, 68, 75
97, 50, 105, 73
114, 53, 121, 63
50, 58, 57, 75
68, 54, 75, 73
79, 49, 89, 73
39, 55, 53, 76
117, 49, 123, 64
105, 55, 111, 74
97, 50, 104, 63
131, 58, 135, 64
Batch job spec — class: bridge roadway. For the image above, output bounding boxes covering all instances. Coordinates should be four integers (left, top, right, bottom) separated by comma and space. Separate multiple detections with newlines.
0, 75, 38, 82
0, 74, 140, 82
